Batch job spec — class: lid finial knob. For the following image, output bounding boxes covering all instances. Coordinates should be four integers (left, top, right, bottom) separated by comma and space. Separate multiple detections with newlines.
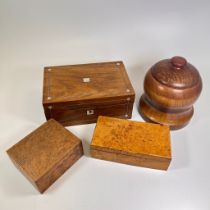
171, 56, 187, 69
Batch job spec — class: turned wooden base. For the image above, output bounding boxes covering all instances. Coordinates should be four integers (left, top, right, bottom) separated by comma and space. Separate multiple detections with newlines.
139, 95, 194, 130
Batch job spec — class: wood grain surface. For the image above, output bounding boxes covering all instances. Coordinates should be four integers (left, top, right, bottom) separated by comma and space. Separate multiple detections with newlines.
7, 119, 83, 193
139, 56, 202, 129
90, 116, 171, 170
43, 61, 135, 126
139, 94, 194, 130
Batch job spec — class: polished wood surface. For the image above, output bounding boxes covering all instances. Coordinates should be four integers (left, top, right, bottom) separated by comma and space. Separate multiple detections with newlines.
43, 61, 135, 126
7, 119, 83, 193
90, 116, 171, 170
139, 94, 194, 130
139, 56, 202, 129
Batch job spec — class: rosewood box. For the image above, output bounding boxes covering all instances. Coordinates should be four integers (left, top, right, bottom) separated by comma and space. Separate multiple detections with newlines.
43, 61, 135, 126
7, 119, 83, 193
90, 116, 172, 170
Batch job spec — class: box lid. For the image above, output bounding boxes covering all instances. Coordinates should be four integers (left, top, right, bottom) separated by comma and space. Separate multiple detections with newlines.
91, 116, 171, 159
43, 61, 135, 106
7, 119, 83, 182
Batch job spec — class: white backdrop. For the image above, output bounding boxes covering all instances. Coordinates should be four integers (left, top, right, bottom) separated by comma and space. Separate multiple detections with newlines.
0, 0, 210, 210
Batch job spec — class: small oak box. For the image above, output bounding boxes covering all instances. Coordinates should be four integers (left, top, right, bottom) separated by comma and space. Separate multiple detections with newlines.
90, 116, 171, 170
7, 119, 83, 193
43, 61, 135, 126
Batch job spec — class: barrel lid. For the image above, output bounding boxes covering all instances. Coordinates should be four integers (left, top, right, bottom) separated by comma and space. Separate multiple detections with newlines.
151, 56, 201, 89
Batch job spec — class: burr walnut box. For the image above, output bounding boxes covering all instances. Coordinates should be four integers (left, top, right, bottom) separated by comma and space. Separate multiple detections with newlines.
43, 61, 135, 126
90, 116, 171, 170
7, 119, 83, 193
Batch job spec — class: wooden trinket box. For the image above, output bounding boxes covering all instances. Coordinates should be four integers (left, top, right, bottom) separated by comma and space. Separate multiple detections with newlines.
139, 56, 202, 129
43, 61, 135, 126
7, 119, 83, 193
90, 116, 171, 170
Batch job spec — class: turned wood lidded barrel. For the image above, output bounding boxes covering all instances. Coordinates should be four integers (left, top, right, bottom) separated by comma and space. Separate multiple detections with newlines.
139, 56, 202, 130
